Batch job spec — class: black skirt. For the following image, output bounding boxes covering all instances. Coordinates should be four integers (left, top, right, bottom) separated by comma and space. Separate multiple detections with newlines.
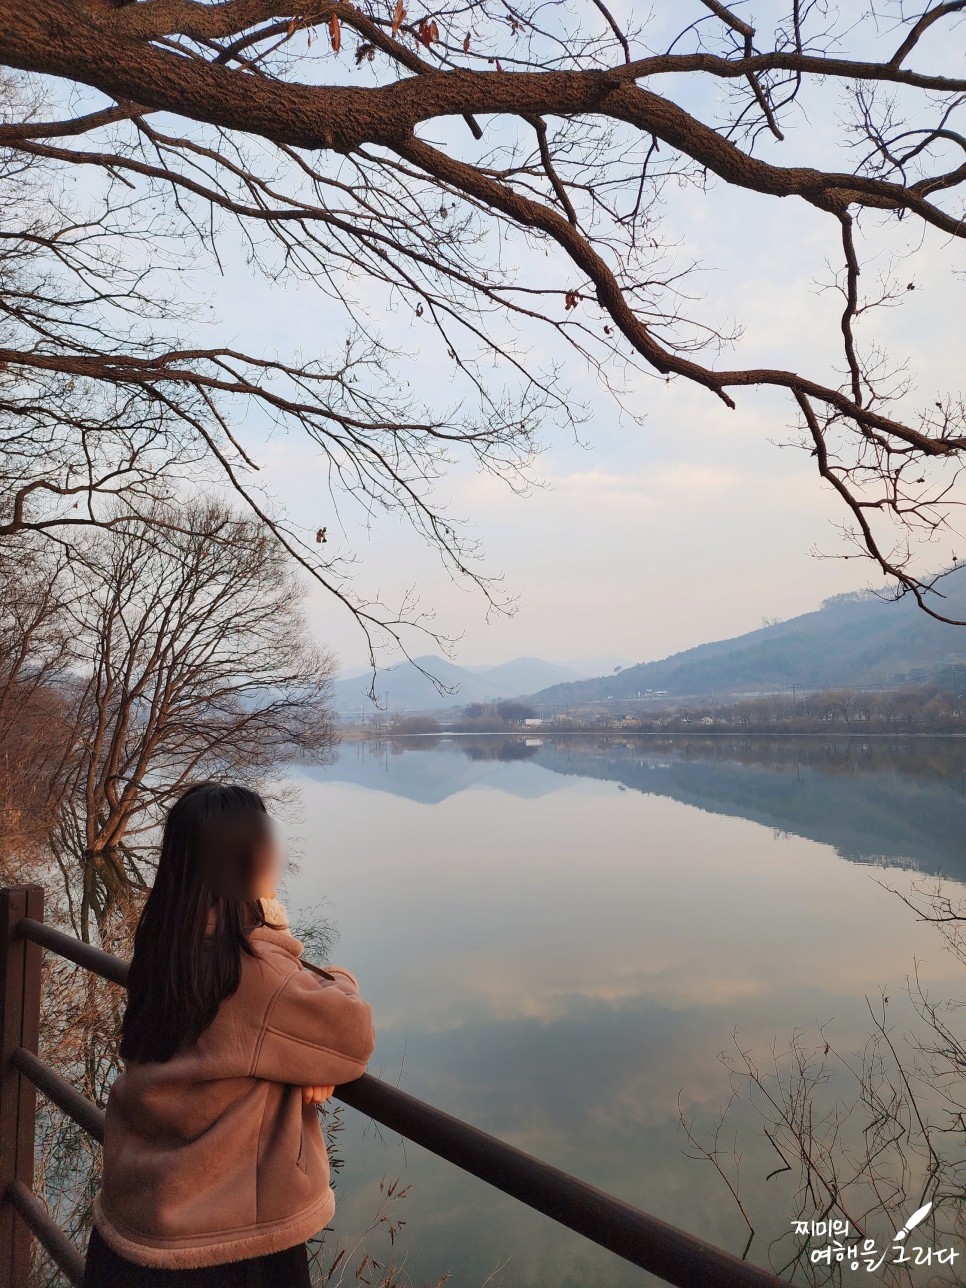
83, 1226, 312, 1288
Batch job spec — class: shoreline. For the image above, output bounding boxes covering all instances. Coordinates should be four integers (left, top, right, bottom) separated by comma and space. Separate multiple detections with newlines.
339, 728, 966, 742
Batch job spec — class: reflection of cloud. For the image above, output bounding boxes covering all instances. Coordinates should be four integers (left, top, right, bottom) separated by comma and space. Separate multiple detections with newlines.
365, 902, 959, 1039
339, 983, 937, 1286
294, 774, 966, 1073
379, 951, 772, 1033
289, 746, 966, 1285
291, 760, 966, 1053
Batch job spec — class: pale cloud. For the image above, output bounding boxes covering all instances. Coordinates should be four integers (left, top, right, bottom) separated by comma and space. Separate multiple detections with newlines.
532, 463, 743, 512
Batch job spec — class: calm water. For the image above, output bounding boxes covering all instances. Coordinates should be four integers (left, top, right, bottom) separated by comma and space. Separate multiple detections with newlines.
279, 737, 966, 1286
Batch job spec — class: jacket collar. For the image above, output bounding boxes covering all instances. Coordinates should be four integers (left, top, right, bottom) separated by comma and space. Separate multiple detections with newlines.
203, 898, 305, 961
248, 923, 305, 960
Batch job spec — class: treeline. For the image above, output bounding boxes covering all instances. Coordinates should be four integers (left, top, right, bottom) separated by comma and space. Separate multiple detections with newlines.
389, 700, 538, 736
456, 700, 538, 731
381, 686, 966, 737
581, 683, 966, 734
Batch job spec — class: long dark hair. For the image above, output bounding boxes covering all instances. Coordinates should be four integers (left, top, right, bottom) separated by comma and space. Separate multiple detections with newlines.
121, 782, 275, 1063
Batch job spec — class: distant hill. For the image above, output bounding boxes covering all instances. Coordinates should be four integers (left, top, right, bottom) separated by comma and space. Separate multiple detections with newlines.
333, 655, 585, 714
531, 577, 966, 706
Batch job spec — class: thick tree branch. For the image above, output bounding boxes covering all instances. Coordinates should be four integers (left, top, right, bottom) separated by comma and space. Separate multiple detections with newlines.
1, 0, 965, 631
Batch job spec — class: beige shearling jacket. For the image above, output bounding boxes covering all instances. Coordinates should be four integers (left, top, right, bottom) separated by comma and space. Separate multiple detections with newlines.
92, 905, 375, 1269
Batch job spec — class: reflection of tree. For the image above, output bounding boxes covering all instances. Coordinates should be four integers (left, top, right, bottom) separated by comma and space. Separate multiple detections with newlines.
461, 738, 540, 762
683, 882, 966, 1286
35, 957, 124, 1285
644, 735, 966, 785
521, 730, 966, 787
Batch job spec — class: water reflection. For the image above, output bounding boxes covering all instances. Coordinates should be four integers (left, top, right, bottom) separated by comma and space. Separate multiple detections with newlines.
283, 737, 966, 1286
316, 734, 966, 877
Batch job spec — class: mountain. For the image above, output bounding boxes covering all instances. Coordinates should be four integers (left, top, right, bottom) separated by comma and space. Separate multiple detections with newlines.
530, 577, 966, 706
471, 657, 584, 694
332, 655, 585, 714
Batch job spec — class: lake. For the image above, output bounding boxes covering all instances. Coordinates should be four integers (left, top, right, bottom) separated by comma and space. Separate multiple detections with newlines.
279, 736, 966, 1286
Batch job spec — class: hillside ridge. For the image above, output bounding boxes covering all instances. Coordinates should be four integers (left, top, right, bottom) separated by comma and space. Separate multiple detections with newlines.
529, 580, 966, 705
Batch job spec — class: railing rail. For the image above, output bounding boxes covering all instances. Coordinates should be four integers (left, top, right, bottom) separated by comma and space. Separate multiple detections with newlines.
0, 886, 791, 1288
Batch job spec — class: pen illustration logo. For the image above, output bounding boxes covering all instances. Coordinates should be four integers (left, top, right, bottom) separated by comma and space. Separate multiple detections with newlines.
893, 1202, 933, 1242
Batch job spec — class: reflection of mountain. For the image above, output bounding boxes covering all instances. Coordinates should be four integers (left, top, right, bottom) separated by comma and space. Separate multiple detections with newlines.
295, 739, 559, 805
527, 737, 966, 878
304, 736, 966, 878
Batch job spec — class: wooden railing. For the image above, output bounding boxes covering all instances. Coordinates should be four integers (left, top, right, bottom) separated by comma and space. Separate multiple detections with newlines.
0, 885, 790, 1288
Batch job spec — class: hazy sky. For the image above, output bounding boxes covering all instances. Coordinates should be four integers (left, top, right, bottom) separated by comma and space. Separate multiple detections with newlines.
182, 5, 964, 677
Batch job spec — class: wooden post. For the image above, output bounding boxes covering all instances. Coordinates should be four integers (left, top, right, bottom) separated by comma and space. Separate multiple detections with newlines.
0, 886, 44, 1288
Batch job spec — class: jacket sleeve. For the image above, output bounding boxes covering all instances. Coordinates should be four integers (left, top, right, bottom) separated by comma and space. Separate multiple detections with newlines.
252, 963, 375, 1086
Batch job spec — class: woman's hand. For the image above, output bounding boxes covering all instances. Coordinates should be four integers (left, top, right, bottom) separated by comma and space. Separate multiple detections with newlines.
302, 1084, 335, 1105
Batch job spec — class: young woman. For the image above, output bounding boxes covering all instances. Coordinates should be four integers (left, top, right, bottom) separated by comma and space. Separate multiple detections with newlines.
84, 782, 376, 1288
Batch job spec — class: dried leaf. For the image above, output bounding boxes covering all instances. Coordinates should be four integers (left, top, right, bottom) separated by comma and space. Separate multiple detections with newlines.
391, 0, 406, 36
463, 31, 470, 52
329, 12, 341, 51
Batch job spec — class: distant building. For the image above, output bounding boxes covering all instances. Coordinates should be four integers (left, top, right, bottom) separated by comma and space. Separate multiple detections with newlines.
524, 718, 544, 727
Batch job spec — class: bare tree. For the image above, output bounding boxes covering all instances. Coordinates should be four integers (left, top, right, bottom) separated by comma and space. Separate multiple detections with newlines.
0, 538, 77, 878
46, 498, 336, 941
0, 71, 537, 675
0, 2, 964, 634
